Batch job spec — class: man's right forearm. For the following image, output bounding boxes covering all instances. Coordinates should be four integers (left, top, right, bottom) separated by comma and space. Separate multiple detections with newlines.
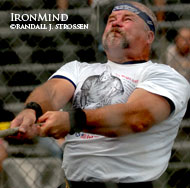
25, 84, 55, 114
10, 78, 75, 137
24, 79, 75, 113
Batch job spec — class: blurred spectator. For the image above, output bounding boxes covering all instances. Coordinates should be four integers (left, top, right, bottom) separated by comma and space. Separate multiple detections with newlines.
0, 99, 14, 172
154, 0, 165, 22
166, 27, 190, 119
38, 137, 63, 159
57, 0, 93, 10
165, 27, 190, 81
0, 139, 7, 171
57, 0, 68, 10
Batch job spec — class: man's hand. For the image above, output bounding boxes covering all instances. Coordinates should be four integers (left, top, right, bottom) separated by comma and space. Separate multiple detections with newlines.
10, 109, 40, 139
38, 111, 70, 139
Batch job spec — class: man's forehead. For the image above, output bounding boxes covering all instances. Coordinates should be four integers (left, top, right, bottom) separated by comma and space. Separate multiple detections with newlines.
179, 29, 190, 37
109, 10, 137, 18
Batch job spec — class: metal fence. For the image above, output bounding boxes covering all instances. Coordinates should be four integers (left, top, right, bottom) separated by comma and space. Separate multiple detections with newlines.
0, 0, 190, 187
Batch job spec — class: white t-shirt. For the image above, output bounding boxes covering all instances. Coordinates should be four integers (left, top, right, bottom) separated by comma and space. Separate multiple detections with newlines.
50, 60, 190, 183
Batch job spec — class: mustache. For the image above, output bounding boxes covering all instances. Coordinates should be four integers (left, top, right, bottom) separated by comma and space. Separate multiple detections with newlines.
102, 27, 129, 50
106, 28, 124, 37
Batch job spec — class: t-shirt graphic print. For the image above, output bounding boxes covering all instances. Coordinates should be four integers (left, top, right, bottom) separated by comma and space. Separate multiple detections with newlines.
73, 70, 124, 109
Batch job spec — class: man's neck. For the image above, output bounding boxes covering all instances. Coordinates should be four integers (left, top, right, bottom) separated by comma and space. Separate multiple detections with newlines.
105, 47, 149, 64
107, 54, 149, 64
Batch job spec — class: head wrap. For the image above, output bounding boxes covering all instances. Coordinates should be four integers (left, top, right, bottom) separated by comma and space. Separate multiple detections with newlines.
112, 3, 155, 33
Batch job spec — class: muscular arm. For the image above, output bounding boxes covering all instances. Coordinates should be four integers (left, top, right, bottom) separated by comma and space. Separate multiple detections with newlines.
83, 88, 171, 137
38, 88, 171, 139
11, 78, 75, 137
25, 78, 75, 112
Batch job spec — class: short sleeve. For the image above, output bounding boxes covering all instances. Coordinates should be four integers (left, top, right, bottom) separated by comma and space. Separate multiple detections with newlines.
49, 60, 81, 88
137, 64, 190, 115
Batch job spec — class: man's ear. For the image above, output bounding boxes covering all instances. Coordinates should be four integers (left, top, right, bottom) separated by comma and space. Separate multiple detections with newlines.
147, 31, 155, 44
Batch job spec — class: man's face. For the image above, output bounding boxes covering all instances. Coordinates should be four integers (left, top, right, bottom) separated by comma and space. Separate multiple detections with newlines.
102, 10, 148, 51
176, 29, 190, 56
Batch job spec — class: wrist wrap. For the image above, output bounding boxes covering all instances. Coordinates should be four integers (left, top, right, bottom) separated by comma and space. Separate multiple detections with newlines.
25, 102, 43, 122
68, 108, 86, 135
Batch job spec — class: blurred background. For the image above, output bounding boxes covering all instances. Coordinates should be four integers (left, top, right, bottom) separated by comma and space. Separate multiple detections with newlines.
0, 0, 190, 187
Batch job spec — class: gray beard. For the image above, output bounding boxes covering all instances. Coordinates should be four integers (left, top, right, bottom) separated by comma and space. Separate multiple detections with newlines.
102, 31, 129, 51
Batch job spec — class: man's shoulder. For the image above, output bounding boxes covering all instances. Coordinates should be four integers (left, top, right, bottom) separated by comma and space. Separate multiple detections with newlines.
147, 60, 176, 72
144, 61, 190, 85
66, 60, 104, 67
142, 61, 184, 79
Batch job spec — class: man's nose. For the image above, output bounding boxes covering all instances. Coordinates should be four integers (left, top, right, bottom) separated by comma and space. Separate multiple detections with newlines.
112, 19, 122, 27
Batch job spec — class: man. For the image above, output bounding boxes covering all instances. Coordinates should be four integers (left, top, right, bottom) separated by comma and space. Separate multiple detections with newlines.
166, 27, 190, 119
11, 1, 190, 188
166, 27, 190, 82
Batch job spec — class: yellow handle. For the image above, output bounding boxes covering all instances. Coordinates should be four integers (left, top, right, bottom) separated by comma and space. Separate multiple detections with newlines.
0, 122, 10, 130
